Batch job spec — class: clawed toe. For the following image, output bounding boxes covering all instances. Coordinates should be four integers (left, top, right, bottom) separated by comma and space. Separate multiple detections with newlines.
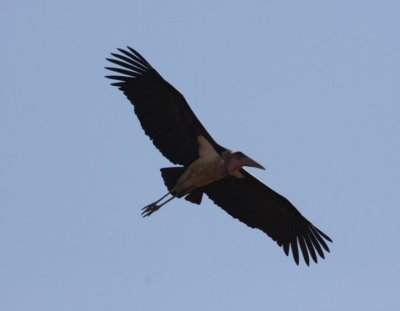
141, 203, 160, 217
141, 193, 176, 217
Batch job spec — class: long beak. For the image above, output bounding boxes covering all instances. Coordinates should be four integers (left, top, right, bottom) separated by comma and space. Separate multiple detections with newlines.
242, 156, 265, 170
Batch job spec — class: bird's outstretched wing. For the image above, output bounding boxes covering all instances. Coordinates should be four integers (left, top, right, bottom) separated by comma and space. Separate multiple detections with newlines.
203, 170, 332, 265
106, 47, 225, 166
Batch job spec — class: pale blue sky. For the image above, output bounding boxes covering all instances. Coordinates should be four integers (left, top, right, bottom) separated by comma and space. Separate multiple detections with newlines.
1, 1, 399, 310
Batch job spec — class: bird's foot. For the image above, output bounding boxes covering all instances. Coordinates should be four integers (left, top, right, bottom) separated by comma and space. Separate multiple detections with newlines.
141, 202, 161, 217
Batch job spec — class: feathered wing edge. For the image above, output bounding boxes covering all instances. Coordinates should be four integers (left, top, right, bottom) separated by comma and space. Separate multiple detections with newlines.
105, 47, 227, 166
105, 47, 154, 86
204, 171, 332, 266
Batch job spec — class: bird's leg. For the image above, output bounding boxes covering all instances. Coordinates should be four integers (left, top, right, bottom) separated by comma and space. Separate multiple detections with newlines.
141, 192, 176, 217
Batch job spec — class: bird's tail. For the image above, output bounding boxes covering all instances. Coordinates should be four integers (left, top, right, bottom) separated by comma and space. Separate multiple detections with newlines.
160, 167, 203, 205
160, 167, 185, 191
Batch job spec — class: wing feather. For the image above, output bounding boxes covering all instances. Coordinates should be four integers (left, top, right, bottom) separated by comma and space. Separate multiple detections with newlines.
204, 170, 332, 265
106, 47, 226, 166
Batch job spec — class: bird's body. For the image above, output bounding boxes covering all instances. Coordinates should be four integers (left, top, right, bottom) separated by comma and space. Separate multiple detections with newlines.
106, 47, 332, 265
173, 135, 224, 196
174, 151, 223, 196
173, 136, 258, 196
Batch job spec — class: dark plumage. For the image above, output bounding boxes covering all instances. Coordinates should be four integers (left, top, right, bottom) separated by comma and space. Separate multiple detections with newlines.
105, 47, 332, 265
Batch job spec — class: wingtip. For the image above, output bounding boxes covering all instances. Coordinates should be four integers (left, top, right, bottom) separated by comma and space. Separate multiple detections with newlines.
304, 234, 318, 264
310, 226, 331, 253
291, 239, 300, 265
298, 237, 310, 266
283, 242, 290, 256
104, 75, 124, 87
315, 226, 333, 243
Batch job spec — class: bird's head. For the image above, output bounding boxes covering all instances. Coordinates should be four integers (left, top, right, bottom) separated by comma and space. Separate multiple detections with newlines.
222, 151, 265, 173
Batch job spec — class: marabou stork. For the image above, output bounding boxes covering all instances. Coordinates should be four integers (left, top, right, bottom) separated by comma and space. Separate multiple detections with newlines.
105, 47, 332, 265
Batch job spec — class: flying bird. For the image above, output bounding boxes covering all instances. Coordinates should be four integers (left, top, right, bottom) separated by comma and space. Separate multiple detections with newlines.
105, 47, 332, 265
